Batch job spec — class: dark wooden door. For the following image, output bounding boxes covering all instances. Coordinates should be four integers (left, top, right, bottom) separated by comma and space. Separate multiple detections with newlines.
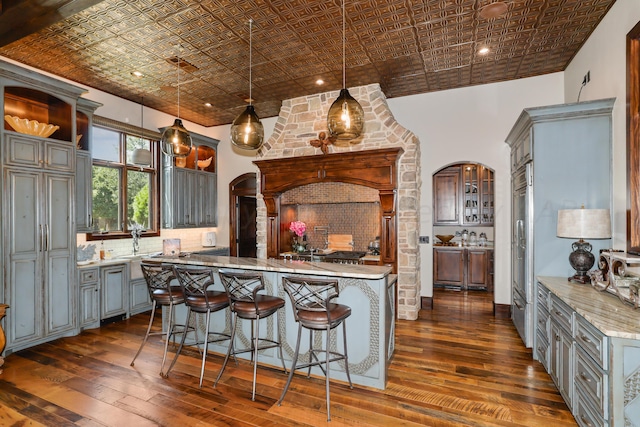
433, 248, 465, 287
237, 195, 257, 257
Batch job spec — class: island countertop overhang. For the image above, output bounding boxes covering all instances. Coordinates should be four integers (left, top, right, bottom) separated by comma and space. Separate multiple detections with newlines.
148, 254, 393, 280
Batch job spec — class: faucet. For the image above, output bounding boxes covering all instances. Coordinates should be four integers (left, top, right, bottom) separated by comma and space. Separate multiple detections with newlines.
130, 223, 143, 255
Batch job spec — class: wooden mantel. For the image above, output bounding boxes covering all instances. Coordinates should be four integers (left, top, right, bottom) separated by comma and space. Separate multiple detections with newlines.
254, 147, 403, 270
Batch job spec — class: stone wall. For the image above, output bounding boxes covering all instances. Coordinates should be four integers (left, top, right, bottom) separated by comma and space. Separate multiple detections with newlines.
255, 83, 421, 320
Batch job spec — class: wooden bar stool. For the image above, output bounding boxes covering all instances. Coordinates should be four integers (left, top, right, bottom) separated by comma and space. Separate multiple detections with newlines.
164, 265, 231, 387
277, 275, 353, 421
215, 270, 287, 400
130, 262, 192, 377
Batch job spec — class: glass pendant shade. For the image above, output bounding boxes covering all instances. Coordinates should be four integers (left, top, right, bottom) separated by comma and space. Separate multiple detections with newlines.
230, 105, 264, 150
160, 118, 192, 157
327, 88, 364, 140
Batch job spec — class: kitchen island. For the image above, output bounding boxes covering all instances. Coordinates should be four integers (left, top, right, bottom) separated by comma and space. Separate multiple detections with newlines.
148, 254, 396, 390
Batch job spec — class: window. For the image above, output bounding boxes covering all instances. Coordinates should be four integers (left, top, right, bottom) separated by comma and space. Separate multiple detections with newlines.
88, 124, 160, 240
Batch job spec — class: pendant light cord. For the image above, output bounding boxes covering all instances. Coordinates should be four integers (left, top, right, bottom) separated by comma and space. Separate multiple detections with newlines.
342, 0, 346, 89
249, 19, 253, 106
177, 45, 181, 119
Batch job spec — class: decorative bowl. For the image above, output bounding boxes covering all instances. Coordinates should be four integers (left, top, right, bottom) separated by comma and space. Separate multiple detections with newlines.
435, 234, 455, 243
5, 115, 59, 138
197, 156, 212, 170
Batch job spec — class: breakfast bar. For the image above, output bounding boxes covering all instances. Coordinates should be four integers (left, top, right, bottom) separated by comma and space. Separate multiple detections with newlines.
148, 254, 396, 390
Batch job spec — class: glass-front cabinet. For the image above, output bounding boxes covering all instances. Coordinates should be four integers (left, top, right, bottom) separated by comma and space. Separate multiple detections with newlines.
162, 132, 219, 228
433, 163, 494, 226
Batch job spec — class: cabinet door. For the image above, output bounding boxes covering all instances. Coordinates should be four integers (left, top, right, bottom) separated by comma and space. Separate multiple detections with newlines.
197, 172, 217, 227
433, 248, 465, 286
79, 284, 100, 329
5, 169, 44, 346
462, 164, 480, 225
433, 168, 460, 225
101, 265, 128, 320
44, 174, 75, 335
174, 169, 197, 228
550, 320, 573, 408
480, 167, 494, 225
75, 151, 93, 232
130, 278, 151, 316
467, 249, 488, 289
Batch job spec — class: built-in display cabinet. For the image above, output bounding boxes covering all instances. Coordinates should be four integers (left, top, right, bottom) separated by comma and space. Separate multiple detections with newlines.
1, 59, 88, 354
162, 132, 219, 229
433, 163, 494, 227
75, 98, 102, 233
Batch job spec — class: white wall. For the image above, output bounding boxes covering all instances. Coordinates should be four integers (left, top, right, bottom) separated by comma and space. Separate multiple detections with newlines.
387, 74, 564, 304
564, 0, 640, 248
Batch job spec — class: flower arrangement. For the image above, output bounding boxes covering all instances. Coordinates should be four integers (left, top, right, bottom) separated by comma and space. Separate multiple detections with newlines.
289, 221, 306, 237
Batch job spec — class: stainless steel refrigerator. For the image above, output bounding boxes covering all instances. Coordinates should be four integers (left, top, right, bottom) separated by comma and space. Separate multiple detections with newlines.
506, 99, 614, 350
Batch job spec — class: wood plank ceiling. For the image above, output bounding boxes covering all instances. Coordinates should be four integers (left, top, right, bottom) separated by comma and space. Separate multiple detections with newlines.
0, 0, 616, 127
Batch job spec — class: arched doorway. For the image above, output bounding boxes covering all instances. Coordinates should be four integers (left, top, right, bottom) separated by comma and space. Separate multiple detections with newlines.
432, 162, 495, 293
229, 173, 257, 257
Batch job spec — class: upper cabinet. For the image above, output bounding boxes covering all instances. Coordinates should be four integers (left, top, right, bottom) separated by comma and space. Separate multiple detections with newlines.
433, 163, 494, 226
162, 132, 219, 229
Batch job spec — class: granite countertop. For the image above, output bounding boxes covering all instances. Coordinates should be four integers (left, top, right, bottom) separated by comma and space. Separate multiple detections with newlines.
150, 254, 392, 280
538, 276, 640, 340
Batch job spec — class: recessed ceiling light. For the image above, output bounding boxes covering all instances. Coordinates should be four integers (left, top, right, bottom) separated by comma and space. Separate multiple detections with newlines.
478, 47, 490, 55
316, 79, 324, 85
132, 71, 143, 77
204, 102, 212, 107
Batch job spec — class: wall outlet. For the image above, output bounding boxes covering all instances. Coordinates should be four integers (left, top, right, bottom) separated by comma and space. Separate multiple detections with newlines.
419, 236, 429, 244
582, 71, 591, 85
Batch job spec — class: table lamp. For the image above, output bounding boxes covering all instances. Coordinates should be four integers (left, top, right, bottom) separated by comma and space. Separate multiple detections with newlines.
557, 208, 611, 284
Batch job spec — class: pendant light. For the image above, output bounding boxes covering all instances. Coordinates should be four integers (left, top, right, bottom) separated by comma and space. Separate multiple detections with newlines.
230, 19, 264, 150
132, 96, 151, 166
327, 0, 364, 140
160, 47, 192, 157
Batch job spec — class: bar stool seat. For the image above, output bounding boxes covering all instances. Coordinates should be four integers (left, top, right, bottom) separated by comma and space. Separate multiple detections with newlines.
278, 275, 353, 421
215, 270, 287, 400
130, 262, 193, 377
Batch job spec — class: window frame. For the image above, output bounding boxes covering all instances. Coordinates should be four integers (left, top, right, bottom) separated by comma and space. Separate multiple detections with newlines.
86, 116, 161, 241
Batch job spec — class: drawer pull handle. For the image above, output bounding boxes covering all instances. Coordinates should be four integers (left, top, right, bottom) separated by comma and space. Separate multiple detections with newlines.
579, 334, 592, 343
554, 311, 563, 317
579, 372, 592, 383
580, 415, 594, 427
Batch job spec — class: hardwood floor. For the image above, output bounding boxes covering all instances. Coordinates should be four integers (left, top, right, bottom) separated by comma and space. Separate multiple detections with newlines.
0, 289, 575, 426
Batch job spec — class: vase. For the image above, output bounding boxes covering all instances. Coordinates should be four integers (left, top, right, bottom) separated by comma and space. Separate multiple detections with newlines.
292, 237, 306, 253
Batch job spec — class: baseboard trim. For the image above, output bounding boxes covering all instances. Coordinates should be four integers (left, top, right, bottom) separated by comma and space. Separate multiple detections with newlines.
493, 302, 511, 319
421, 296, 433, 310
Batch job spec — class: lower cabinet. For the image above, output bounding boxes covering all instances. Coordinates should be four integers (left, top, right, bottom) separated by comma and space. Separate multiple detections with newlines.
537, 279, 640, 427
129, 260, 151, 315
433, 247, 493, 290
78, 268, 100, 330
100, 264, 128, 322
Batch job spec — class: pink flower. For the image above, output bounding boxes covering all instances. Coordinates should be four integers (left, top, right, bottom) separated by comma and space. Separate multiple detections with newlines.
289, 221, 306, 237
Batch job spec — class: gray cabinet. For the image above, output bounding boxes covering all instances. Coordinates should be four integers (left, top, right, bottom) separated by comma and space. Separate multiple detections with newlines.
129, 260, 151, 316
100, 264, 128, 321
76, 150, 93, 232
162, 132, 219, 229
4, 167, 76, 351
78, 268, 100, 330
506, 99, 614, 349
537, 278, 640, 427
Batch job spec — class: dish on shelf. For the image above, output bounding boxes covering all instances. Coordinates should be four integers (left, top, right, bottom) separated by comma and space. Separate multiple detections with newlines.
435, 234, 455, 243
4, 115, 59, 138
197, 156, 212, 170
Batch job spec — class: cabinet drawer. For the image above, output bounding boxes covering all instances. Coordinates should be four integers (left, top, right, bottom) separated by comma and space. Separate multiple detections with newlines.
550, 294, 572, 333
574, 380, 608, 427
537, 283, 550, 310
575, 346, 609, 419
79, 268, 99, 284
574, 314, 608, 370
536, 302, 549, 339
535, 329, 549, 369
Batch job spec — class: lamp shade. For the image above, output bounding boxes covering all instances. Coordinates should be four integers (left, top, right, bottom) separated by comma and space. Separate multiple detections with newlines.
160, 119, 192, 157
557, 209, 611, 239
230, 105, 264, 150
327, 88, 364, 140
132, 148, 151, 166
